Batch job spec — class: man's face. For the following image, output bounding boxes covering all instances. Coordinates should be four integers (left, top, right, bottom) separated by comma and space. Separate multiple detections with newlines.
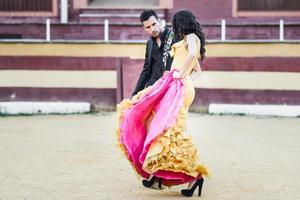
142, 16, 161, 38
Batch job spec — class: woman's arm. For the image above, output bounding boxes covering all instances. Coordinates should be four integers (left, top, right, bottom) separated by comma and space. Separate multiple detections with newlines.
193, 61, 201, 72
190, 61, 202, 80
176, 33, 199, 78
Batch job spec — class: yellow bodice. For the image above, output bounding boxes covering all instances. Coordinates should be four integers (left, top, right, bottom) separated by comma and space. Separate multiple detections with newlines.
169, 36, 200, 77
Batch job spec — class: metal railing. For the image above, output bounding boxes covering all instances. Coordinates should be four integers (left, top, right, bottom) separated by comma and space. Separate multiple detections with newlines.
42, 18, 289, 42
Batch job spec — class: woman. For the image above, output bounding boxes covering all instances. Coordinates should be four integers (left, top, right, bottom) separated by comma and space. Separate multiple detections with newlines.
116, 10, 209, 197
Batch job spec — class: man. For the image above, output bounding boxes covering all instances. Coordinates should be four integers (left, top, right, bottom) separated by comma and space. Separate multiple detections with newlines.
132, 9, 175, 96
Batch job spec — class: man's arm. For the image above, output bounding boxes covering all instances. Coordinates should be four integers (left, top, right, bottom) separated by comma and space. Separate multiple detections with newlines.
131, 40, 151, 96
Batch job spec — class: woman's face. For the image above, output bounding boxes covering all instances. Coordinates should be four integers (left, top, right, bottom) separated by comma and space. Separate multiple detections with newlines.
142, 16, 161, 38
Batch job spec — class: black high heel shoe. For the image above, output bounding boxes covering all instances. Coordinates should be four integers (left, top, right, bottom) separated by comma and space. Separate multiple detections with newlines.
142, 176, 162, 189
181, 177, 204, 197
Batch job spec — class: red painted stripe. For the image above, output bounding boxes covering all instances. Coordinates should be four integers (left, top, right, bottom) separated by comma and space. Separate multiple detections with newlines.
0, 56, 121, 70
192, 88, 300, 107
0, 87, 116, 108
2, 56, 300, 72
1, 87, 299, 110
202, 57, 300, 72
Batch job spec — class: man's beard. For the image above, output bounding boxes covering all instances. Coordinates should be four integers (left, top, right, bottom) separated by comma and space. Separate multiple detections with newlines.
151, 31, 160, 38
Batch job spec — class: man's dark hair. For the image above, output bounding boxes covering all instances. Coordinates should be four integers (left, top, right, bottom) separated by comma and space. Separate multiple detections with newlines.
140, 9, 158, 23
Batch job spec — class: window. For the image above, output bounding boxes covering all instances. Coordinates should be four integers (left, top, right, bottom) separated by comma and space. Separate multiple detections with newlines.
238, 0, 300, 11
0, 0, 52, 12
0, 0, 57, 16
233, 0, 300, 17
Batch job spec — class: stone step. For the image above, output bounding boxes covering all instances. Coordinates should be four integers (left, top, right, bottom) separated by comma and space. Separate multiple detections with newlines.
78, 8, 166, 23
87, 0, 159, 8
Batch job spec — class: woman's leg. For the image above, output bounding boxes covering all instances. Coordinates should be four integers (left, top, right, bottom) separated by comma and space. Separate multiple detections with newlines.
142, 175, 162, 189
181, 177, 204, 197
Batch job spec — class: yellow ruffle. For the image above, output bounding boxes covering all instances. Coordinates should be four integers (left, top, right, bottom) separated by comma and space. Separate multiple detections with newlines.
115, 86, 153, 179
116, 98, 139, 177
143, 106, 209, 178
169, 39, 185, 58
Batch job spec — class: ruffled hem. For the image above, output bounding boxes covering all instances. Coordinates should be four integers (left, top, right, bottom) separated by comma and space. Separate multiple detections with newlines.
143, 107, 209, 178
116, 87, 152, 179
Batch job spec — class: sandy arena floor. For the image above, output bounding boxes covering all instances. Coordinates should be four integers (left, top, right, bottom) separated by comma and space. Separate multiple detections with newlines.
0, 113, 299, 200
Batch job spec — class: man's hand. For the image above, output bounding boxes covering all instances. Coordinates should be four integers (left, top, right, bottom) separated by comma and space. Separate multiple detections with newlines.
163, 70, 170, 76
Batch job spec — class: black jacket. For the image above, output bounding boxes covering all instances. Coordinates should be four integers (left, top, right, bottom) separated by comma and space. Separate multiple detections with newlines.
132, 30, 174, 96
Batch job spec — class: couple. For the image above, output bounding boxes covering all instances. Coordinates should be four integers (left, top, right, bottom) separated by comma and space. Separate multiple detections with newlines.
116, 9, 209, 197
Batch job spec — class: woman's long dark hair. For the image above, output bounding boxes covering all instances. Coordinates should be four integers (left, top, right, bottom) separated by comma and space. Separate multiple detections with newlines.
172, 10, 206, 61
